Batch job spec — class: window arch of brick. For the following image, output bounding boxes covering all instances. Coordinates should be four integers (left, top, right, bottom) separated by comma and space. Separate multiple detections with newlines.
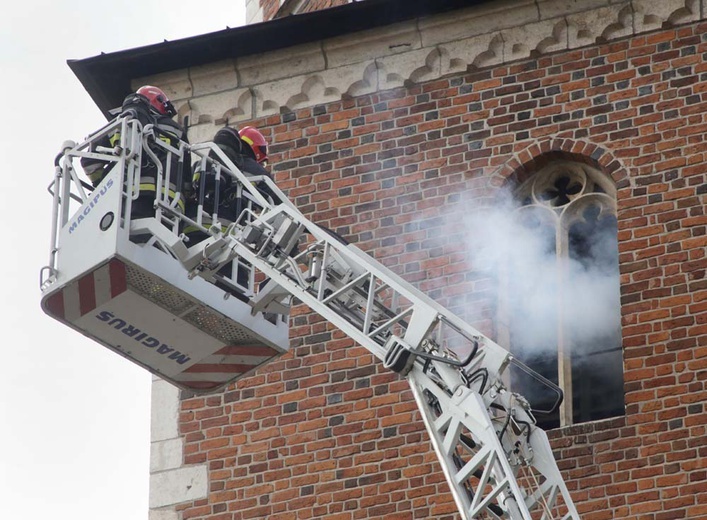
498, 157, 625, 429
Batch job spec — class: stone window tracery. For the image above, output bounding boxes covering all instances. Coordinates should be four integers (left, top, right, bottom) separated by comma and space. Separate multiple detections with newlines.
505, 160, 624, 429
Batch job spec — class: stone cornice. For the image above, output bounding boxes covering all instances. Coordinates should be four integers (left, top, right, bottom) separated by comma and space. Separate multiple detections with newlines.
135, 0, 703, 141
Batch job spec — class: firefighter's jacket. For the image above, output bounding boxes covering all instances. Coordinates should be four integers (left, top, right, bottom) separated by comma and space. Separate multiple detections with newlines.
80, 95, 188, 213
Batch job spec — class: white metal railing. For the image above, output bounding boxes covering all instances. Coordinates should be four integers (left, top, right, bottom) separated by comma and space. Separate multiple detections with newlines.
42, 116, 271, 300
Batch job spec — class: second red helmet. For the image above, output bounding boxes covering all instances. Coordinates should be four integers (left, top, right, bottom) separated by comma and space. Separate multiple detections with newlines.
136, 85, 176, 117
238, 126, 269, 164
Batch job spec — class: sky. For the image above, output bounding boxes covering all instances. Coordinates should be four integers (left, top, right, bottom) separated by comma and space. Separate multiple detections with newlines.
0, 2, 246, 519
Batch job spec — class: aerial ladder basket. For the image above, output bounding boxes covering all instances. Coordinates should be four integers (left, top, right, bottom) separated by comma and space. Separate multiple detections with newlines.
40, 118, 289, 392
41, 117, 581, 519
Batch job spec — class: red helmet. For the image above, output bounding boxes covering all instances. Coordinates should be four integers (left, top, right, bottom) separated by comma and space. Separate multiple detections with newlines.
239, 126, 268, 164
136, 85, 176, 117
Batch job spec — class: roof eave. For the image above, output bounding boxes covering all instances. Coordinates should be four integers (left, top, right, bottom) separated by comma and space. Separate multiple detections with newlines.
69, 0, 491, 118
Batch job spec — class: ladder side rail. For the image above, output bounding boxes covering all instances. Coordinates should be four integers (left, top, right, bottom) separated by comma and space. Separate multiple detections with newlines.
415, 355, 580, 519
524, 427, 580, 518
408, 368, 533, 520
242, 167, 301, 215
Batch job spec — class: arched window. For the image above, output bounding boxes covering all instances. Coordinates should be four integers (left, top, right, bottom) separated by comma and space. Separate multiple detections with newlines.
504, 160, 624, 429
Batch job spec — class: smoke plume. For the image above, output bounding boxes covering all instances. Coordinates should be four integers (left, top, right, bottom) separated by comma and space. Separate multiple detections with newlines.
460, 188, 622, 361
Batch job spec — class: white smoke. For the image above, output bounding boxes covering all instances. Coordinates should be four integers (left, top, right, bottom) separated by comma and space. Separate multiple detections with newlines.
460, 188, 622, 361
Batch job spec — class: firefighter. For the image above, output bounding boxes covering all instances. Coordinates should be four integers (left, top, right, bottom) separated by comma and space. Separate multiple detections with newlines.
186, 126, 242, 245
238, 127, 270, 176
239, 125, 283, 203
185, 125, 277, 243
81, 85, 188, 223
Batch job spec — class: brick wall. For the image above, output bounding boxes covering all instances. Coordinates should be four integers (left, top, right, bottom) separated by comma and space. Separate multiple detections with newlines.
166, 20, 707, 520
248, 0, 349, 24
261, 0, 281, 23
295, 0, 350, 15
